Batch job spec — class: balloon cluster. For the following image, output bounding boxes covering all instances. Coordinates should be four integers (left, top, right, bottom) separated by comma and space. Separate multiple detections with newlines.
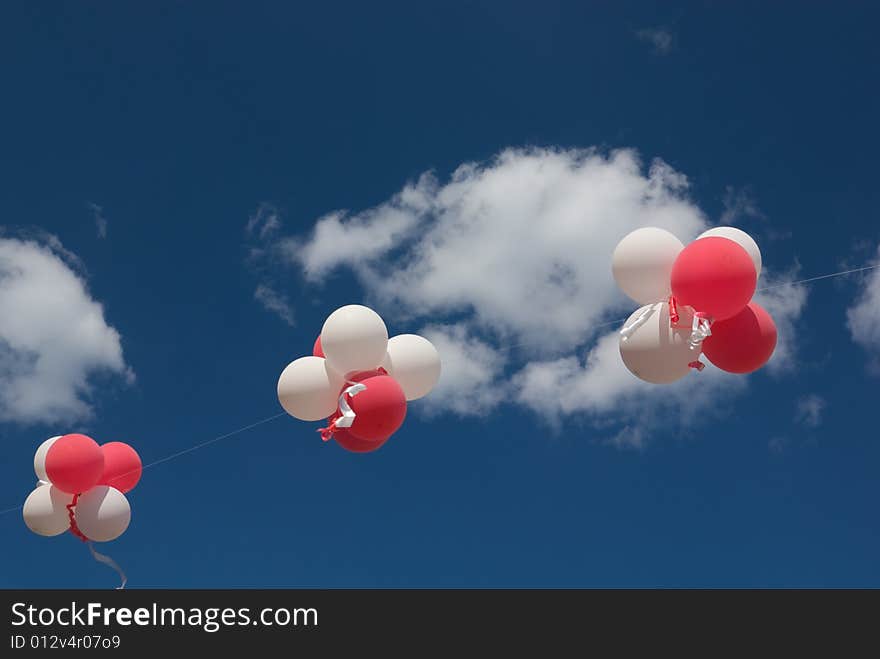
277, 304, 441, 453
23, 434, 142, 543
612, 226, 777, 383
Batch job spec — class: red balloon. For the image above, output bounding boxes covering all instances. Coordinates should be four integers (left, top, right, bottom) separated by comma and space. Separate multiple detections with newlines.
313, 335, 324, 358
98, 442, 142, 493
345, 375, 407, 442
333, 428, 389, 453
670, 237, 757, 321
45, 434, 105, 494
702, 302, 777, 374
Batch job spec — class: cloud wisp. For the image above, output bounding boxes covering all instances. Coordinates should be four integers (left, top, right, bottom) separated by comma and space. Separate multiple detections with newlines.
245, 203, 296, 327
635, 27, 674, 55
88, 202, 108, 239
794, 394, 826, 428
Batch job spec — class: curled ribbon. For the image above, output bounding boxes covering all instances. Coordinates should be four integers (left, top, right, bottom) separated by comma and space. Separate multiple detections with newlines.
66, 493, 89, 543
333, 383, 367, 429
318, 382, 368, 440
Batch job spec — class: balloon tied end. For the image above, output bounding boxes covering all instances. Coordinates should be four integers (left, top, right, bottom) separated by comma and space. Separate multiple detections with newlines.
688, 360, 705, 372
318, 409, 342, 442
668, 295, 680, 324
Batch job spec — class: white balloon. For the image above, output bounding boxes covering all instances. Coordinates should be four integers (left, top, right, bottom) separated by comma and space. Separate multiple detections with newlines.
33, 435, 61, 482
74, 486, 131, 542
22, 484, 72, 537
697, 226, 762, 277
381, 334, 442, 401
612, 228, 684, 305
320, 305, 388, 374
619, 302, 695, 384
277, 356, 344, 421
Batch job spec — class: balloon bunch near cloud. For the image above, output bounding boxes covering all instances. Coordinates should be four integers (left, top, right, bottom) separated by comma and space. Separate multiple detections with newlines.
612, 226, 776, 383
23, 434, 141, 543
277, 304, 441, 453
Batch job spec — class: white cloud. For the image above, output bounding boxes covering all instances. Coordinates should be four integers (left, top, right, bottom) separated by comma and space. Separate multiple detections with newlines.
293, 148, 707, 354
794, 394, 826, 428
635, 27, 674, 55
292, 175, 434, 279
0, 237, 132, 424
417, 324, 508, 417
513, 331, 746, 448
846, 247, 880, 369
275, 147, 805, 446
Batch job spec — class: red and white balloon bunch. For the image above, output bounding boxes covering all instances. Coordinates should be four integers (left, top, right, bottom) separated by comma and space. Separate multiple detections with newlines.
23, 434, 142, 543
611, 226, 777, 383
277, 304, 441, 453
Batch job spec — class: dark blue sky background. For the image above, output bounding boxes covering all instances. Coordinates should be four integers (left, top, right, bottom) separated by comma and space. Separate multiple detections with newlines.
1, 2, 878, 587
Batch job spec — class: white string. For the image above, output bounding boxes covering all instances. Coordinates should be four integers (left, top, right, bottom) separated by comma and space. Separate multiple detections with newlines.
140, 412, 286, 471
1, 260, 878, 520
0, 412, 286, 519
756, 264, 880, 292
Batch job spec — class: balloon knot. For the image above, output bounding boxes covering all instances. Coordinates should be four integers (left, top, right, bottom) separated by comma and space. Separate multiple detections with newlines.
66, 493, 89, 543
668, 295, 680, 324
318, 410, 342, 442
688, 360, 705, 372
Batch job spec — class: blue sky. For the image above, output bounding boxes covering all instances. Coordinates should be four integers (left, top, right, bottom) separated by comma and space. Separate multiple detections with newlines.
1, 2, 879, 587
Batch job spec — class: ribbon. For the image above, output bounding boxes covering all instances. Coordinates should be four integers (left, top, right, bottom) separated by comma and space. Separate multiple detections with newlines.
88, 542, 127, 590
333, 383, 367, 429
318, 382, 368, 441
668, 295, 680, 324
318, 368, 387, 441
67, 493, 127, 589
688, 312, 713, 351
66, 493, 89, 543
620, 305, 655, 341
